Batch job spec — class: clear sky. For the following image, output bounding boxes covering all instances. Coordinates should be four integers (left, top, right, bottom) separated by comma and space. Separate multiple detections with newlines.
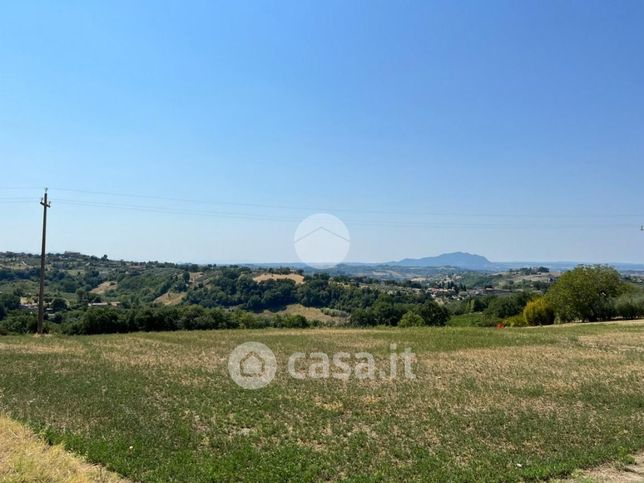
1, 0, 643, 264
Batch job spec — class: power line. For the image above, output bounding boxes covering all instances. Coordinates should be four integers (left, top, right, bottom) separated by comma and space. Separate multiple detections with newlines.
2, 185, 641, 219
53, 198, 638, 230
2, 185, 643, 224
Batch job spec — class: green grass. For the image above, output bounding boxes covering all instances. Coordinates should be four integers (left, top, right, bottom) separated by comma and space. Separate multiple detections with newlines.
447, 311, 499, 327
0, 323, 643, 482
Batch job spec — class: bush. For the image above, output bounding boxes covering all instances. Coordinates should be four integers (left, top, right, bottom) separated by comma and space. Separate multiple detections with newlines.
614, 294, 644, 320
523, 297, 555, 326
82, 307, 130, 334
0, 312, 39, 334
504, 314, 528, 327
273, 314, 309, 328
398, 311, 425, 328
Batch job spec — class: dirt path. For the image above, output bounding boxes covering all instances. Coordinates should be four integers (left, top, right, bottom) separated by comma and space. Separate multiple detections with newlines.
556, 452, 644, 482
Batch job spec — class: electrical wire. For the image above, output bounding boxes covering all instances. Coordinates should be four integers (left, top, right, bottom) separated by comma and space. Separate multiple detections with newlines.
2, 186, 642, 229
53, 198, 638, 230
38, 186, 644, 219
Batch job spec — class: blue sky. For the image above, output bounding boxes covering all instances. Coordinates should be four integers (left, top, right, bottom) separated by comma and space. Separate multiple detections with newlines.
1, 0, 643, 263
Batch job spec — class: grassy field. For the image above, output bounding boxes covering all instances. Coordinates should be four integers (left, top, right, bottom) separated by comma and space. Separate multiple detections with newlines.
446, 312, 499, 327
0, 415, 126, 482
0, 323, 642, 482
262, 303, 349, 325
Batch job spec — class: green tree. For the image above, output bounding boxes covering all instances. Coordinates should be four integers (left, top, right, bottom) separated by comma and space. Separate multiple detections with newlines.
546, 266, 625, 322
485, 292, 532, 319
398, 311, 425, 327
50, 298, 68, 312
415, 300, 449, 326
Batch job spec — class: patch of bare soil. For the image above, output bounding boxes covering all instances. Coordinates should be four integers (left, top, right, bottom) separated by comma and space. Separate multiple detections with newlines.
154, 291, 186, 305
90, 281, 117, 295
556, 452, 644, 482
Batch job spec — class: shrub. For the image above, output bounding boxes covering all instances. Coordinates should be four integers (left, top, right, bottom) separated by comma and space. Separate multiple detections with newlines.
398, 311, 425, 328
82, 307, 130, 334
0, 312, 39, 334
274, 314, 309, 328
614, 294, 644, 320
504, 314, 528, 327
523, 297, 555, 326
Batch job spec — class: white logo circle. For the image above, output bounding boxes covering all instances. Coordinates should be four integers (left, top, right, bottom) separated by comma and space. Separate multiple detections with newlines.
294, 213, 350, 269
228, 342, 277, 389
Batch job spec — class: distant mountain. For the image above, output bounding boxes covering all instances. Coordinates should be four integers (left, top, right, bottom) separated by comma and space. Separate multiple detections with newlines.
386, 252, 644, 273
390, 252, 494, 270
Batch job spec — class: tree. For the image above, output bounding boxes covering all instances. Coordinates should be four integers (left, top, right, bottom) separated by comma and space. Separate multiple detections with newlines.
485, 292, 532, 319
371, 298, 405, 325
399, 311, 425, 328
350, 308, 372, 326
50, 298, 68, 312
523, 297, 555, 325
0, 293, 20, 311
415, 300, 449, 326
546, 266, 625, 322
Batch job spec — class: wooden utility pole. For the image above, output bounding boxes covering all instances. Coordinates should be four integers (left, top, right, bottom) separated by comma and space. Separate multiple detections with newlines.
37, 188, 51, 335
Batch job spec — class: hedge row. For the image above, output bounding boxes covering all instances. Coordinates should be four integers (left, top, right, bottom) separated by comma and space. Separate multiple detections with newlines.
0, 306, 315, 335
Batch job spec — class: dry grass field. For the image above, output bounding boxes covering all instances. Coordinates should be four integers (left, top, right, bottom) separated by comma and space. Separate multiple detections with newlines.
153, 291, 187, 306
90, 281, 118, 295
0, 322, 642, 481
0, 415, 127, 483
252, 273, 305, 284
263, 303, 348, 324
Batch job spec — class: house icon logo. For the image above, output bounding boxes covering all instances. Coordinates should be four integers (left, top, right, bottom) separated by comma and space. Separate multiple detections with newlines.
294, 213, 350, 268
228, 342, 277, 389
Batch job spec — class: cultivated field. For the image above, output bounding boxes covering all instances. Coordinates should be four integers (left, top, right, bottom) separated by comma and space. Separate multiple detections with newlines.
0, 323, 642, 482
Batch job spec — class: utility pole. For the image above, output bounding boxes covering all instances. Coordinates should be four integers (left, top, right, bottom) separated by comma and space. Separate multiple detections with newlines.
37, 188, 51, 335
